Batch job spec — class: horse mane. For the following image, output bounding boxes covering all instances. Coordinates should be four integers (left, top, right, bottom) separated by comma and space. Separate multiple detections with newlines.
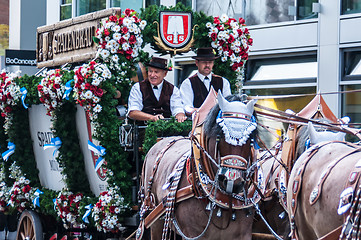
203, 94, 257, 139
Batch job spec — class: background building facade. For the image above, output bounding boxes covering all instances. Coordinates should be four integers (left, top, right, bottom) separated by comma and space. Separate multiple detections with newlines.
5, 0, 361, 128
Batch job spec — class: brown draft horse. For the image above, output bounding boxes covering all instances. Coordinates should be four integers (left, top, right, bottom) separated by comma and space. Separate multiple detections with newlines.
252, 95, 345, 240
286, 127, 361, 239
137, 92, 263, 240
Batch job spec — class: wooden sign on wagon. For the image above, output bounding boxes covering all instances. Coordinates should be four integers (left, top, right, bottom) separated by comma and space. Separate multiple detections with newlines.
36, 8, 121, 68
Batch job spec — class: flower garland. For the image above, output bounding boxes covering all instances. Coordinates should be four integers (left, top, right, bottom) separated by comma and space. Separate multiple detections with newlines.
7, 162, 34, 214
73, 61, 111, 122
0, 70, 22, 132
0, 164, 10, 213
55, 189, 85, 229
38, 69, 67, 117
95, 8, 146, 71
92, 185, 129, 233
206, 14, 253, 89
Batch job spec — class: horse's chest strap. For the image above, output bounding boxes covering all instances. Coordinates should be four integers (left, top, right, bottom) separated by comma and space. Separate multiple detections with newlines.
144, 185, 194, 229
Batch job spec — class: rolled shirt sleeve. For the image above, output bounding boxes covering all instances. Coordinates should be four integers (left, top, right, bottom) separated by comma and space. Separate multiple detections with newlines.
170, 86, 185, 116
179, 78, 194, 109
222, 77, 232, 97
127, 83, 143, 112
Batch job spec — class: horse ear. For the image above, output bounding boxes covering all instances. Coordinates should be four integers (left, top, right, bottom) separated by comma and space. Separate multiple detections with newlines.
246, 99, 257, 114
307, 122, 318, 143
217, 90, 228, 111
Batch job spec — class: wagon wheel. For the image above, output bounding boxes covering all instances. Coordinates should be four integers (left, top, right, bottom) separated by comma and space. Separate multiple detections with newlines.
16, 210, 43, 240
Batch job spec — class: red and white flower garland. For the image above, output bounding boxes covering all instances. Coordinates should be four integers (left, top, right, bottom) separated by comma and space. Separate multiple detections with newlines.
0, 70, 21, 131
73, 61, 111, 121
92, 185, 129, 233
95, 8, 146, 72
206, 14, 253, 87
55, 189, 85, 229
38, 69, 67, 117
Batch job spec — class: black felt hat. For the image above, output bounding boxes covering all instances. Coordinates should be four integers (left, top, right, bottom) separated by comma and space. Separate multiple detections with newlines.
146, 57, 171, 71
191, 47, 219, 60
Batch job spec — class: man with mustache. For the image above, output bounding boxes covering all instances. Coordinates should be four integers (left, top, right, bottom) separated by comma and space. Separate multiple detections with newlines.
128, 56, 186, 123
179, 47, 231, 114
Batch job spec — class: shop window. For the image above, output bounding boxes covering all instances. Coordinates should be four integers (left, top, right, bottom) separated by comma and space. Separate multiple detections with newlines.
297, 0, 318, 19
110, 0, 142, 13
76, 0, 106, 16
176, 0, 192, 7
196, 0, 244, 19
342, 49, 361, 81
176, 63, 197, 87
244, 86, 316, 148
342, 0, 361, 15
145, 0, 160, 8
245, 56, 317, 86
341, 49, 361, 140
60, 0, 72, 21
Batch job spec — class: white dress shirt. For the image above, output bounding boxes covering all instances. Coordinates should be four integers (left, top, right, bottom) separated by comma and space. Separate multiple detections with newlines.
179, 72, 231, 109
128, 80, 184, 116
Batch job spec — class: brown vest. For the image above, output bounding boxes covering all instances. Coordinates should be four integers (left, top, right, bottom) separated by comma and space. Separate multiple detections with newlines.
139, 79, 174, 118
189, 74, 223, 108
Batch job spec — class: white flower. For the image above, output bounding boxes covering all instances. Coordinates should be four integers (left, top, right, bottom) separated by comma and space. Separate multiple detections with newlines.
92, 79, 101, 86
112, 55, 119, 62
100, 49, 110, 59
206, 22, 212, 28
123, 18, 131, 26
139, 20, 147, 30
84, 90, 93, 99
221, 56, 227, 62
113, 32, 122, 41
94, 104, 102, 113
122, 42, 130, 51
112, 25, 121, 32
93, 96, 100, 103
51, 100, 57, 108
220, 14, 229, 23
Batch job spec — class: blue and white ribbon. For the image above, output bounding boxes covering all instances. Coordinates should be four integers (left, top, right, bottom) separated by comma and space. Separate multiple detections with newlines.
20, 87, 28, 109
53, 198, 57, 210
33, 189, 44, 208
44, 137, 62, 156
62, 79, 74, 100
88, 140, 106, 172
2, 142, 15, 161
82, 204, 93, 223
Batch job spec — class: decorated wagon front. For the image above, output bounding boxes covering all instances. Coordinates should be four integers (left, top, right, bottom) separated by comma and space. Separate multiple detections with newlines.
0, 3, 258, 240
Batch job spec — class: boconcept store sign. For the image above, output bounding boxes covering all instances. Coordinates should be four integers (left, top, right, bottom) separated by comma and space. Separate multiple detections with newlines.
5, 49, 37, 66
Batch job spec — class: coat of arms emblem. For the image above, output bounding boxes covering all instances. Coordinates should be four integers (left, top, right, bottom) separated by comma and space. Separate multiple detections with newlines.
154, 11, 196, 55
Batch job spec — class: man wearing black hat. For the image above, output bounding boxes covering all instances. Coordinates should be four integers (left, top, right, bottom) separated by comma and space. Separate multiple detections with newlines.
128, 57, 187, 122
180, 47, 231, 112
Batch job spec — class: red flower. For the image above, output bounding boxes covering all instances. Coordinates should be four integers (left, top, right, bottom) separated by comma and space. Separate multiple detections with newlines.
4, 106, 12, 113
211, 33, 217, 41
104, 29, 110, 36
124, 8, 131, 16
122, 27, 128, 34
248, 38, 253, 45
109, 206, 116, 213
22, 185, 31, 193
239, 18, 245, 25
129, 35, 136, 44
227, 34, 235, 43
109, 15, 117, 22
95, 88, 104, 97
214, 17, 220, 24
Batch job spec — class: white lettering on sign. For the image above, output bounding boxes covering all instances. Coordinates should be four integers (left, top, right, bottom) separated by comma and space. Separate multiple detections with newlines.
5, 57, 37, 66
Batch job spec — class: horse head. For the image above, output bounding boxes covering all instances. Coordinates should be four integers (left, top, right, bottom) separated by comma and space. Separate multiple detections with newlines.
203, 92, 257, 196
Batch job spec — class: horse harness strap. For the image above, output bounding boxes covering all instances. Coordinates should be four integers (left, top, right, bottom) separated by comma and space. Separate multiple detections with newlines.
309, 143, 361, 205
144, 185, 194, 228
